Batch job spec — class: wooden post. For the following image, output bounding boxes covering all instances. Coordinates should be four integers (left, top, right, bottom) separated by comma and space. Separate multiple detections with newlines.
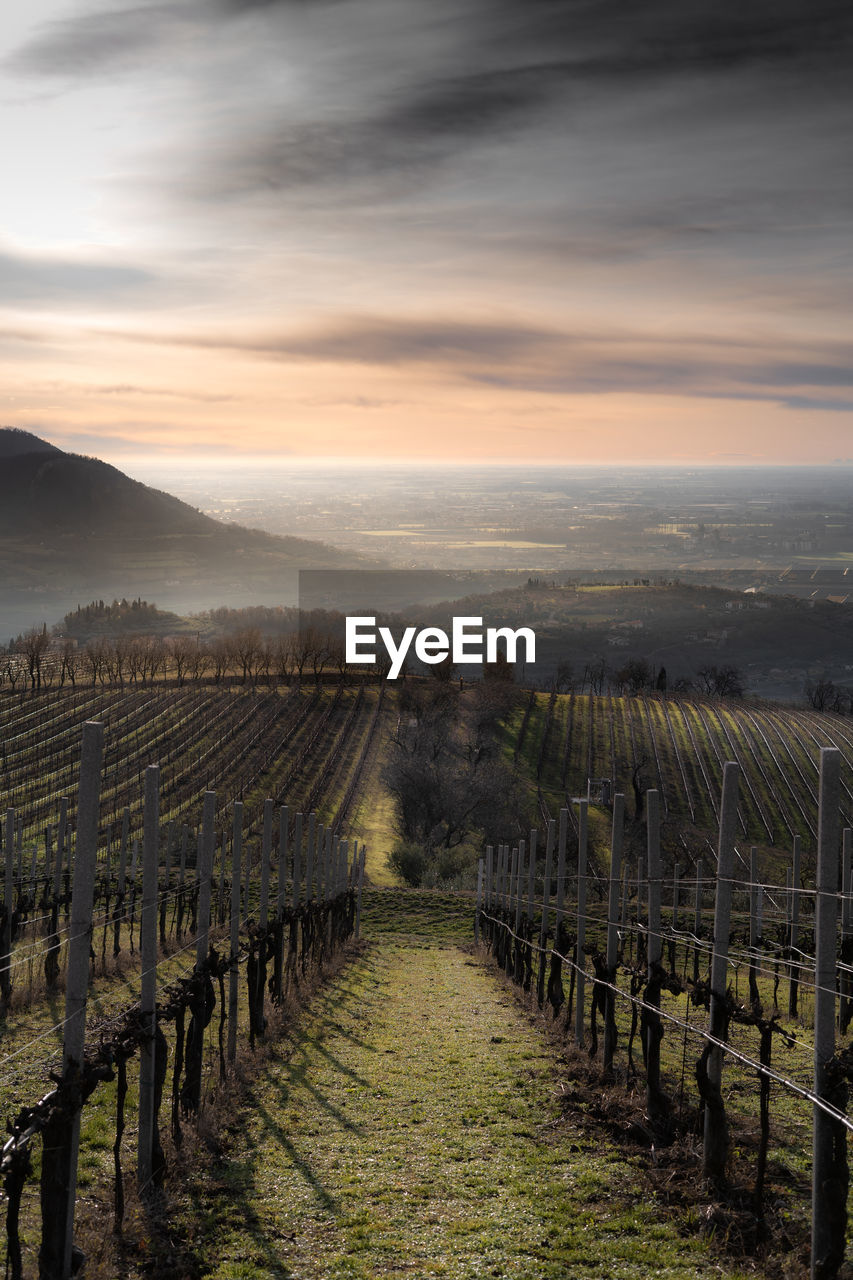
702, 761, 739, 1184
227, 802, 243, 1065
44, 722, 103, 1280
575, 799, 588, 1048
603, 794, 624, 1074
138, 764, 160, 1190
812, 748, 844, 1280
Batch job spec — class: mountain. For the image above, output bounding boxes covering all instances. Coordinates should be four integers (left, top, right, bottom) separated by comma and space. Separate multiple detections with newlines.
0, 430, 365, 633
0, 427, 62, 459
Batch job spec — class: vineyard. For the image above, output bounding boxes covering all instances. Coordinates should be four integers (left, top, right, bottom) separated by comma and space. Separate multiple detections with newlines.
477, 750, 853, 1280
0, 681, 386, 850
3, 681, 853, 1278
508, 689, 853, 854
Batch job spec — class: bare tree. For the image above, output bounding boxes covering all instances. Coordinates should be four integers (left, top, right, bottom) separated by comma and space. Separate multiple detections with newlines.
228, 627, 263, 685
58, 639, 80, 688
168, 635, 196, 686
17, 627, 50, 690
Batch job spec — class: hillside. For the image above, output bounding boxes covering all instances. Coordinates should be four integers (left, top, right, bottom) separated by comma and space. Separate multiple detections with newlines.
0, 430, 365, 632
503, 686, 853, 873
412, 579, 853, 701
0, 427, 62, 458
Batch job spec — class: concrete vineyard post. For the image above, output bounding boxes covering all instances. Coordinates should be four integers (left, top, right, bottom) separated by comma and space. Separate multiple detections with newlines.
196, 792, 216, 967
315, 822, 324, 901
514, 841, 525, 937
811, 748, 843, 1280
485, 845, 493, 915
604, 794, 624, 1075
242, 836, 251, 920
749, 846, 760, 1005
645, 790, 665, 1126
217, 834, 227, 923
118, 807, 129, 896
506, 846, 519, 977
293, 813, 303, 909
575, 799, 588, 1048
789, 835, 802, 1018
475, 858, 483, 945
555, 809, 568, 935
841, 828, 852, 1032
227, 802, 243, 1065
537, 820, 555, 1002
693, 858, 703, 982
703, 760, 739, 1185
138, 765, 160, 1191
275, 805, 288, 1002
260, 799, 272, 932
355, 845, 365, 938
278, 806, 289, 919
539, 820, 555, 949
49, 721, 103, 1280
1, 808, 14, 1008
526, 829, 537, 929
306, 813, 315, 904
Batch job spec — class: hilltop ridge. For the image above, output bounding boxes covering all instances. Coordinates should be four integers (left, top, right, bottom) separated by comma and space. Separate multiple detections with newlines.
0, 429, 363, 631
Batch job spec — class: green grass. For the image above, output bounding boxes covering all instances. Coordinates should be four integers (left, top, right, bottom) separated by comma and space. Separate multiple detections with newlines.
160, 904, 754, 1280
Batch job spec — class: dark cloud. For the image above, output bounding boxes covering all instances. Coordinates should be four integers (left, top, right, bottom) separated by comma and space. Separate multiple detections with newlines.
7, 5, 184, 77
486, 0, 853, 77
98, 315, 853, 412
0, 251, 154, 303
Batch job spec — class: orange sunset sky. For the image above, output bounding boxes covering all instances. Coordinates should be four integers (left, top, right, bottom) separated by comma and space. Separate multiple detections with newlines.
2, 1, 852, 465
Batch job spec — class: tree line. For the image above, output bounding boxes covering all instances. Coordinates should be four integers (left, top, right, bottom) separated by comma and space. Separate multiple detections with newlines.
553, 655, 746, 699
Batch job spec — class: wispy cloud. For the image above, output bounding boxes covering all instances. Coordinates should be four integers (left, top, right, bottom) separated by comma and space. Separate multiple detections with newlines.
0, 249, 155, 303
93, 315, 853, 412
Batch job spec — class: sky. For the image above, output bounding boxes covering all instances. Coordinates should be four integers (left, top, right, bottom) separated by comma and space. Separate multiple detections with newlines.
1, 0, 852, 465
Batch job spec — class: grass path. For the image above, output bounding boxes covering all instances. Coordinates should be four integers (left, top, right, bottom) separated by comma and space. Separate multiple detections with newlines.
188, 934, 750, 1280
